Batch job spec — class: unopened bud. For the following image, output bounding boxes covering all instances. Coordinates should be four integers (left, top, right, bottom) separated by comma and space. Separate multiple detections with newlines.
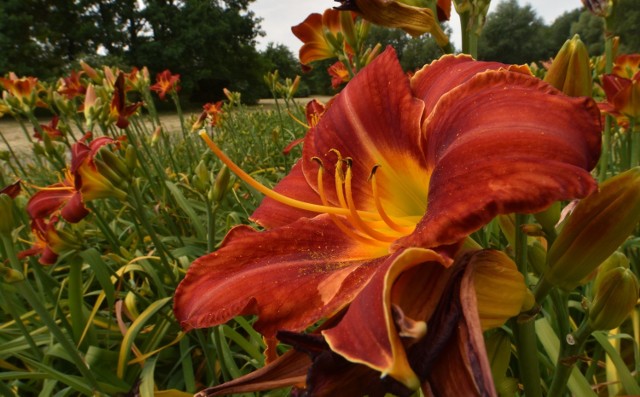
99, 147, 129, 180
593, 251, 629, 292
545, 167, 640, 291
193, 160, 209, 192
94, 158, 125, 188
211, 165, 230, 203
521, 223, 544, 236
588, 266, 639, 330
125, 145, 137, 171
0, 264, 24, 283
533, 201, 560, 238
527, 240, 547, 276
544, 35, 592, 97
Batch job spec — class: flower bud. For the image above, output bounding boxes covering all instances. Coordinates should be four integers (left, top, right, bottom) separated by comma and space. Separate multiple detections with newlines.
593, 251, 629, 292
484, 330, 512, 386
544, 35, 592, 97
588, 266, 639, 331
544, 167, 640, 291
533, 201, 560, 237
125, 145, 138, 171
193, 160, 209, 193
210, 165, 230, 204
98, 147, 130, 180
471, 250, 529, 330
0, 264, 24, 283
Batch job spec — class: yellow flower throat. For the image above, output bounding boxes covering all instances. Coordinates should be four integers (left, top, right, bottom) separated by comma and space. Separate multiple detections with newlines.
199, 130, 417, 246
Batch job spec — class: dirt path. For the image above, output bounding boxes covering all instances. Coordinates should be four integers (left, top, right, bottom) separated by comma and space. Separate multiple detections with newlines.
0, 96, 332, 154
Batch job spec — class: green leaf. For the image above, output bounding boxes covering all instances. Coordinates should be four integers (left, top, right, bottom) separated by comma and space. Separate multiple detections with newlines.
592, 331, 640, 395
165, 181, 206, 239
80, 248, 116, 307
535, 318, 597, 397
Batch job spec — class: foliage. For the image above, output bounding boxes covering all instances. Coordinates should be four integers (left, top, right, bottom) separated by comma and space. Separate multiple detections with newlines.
478, 0, 554, 63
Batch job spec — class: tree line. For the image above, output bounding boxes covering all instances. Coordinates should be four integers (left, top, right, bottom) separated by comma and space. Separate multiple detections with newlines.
1, 0, 638, 103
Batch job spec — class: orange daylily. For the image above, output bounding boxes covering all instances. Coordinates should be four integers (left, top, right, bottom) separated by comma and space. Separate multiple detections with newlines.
291, 9, 348, 65
18, 217, 75, 265
0, 72, 46, 112
174, 48, 601, 395
34, 115, 64, 141
57, 70, 86, 100
602, 54, 640, 119
328, 61, 351, 89
150, 69, 181, 100
110, 73, 143, 129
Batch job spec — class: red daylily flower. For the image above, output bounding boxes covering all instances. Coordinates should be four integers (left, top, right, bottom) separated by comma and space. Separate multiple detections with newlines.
18, 217, 72, 265
150, 69, 181, 100
57, 70, 86, 100
34, 115, 64, 141
27, 136, 126, 223
602, 54, 640, 119
328, 61, 351, 89
174, 48, 601, 394
0, 180, 21, 198
110, 73, 143, 129
283, 99, 328, 155
292, 9, 348, 65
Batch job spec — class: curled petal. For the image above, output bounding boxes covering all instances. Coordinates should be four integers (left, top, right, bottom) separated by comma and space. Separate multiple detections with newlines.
301, 47, 428, 218
322, 247, 450, 389
174, 216, 384, 337
400, 70, 601, 249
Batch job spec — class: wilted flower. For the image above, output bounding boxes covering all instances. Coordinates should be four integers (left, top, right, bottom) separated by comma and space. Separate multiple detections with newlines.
110, 73, 143, 129
334, 0, 450, 47
174, 48, 601, 395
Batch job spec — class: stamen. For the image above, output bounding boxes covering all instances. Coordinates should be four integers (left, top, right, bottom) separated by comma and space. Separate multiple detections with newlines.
330, 149, 348, 210
314, 158, 385, 246
343, 160, 397, 243
369, 165, 415, 234
199, 130, 376, 218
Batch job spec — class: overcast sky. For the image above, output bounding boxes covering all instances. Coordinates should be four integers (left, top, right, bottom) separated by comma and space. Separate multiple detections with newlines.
250, 0, 583, 53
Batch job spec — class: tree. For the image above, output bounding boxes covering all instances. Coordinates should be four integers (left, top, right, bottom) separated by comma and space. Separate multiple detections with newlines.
365, 24, 447, 71
478, 0, 554, 63
547, 8, 583, 51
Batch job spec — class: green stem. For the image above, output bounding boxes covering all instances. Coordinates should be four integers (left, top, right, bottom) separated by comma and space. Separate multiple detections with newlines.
547, 321, 593, 397
0, 129, 29, 178
171, 93, 195, 166
598, 34, 615, 181
0, 278, 43, 360
513, 214, 543, 397
459, 11, 470, 55
0, 233, 101, 392
206, 200, 218, 252
67, 257, 85, 345
129, 180, 176, 283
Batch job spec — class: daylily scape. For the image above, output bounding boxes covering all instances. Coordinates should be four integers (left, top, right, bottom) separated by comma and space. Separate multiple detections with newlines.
174, 48, 601, 395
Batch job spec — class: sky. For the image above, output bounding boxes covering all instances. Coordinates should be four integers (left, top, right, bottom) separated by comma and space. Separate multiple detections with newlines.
249, 0, 583, 53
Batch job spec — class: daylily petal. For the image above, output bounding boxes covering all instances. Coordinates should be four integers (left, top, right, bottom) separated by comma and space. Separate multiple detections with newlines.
250, 161, 323, 229
322, 247, 450, 389
400, 69, 602, 249
60, 191, 90, 223
27, 183, 74, 220
301, 47, 428, 217
174, 216, 386, 337
292, 11, 342, 65
411, 54, 530, 117
420, 255, 495, 396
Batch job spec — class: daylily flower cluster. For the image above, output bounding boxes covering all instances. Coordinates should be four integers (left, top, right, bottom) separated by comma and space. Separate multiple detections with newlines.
23, 135, 127, 264
602, 54, 640, 120
292, 8, 381, 89
174, 48, 601, 395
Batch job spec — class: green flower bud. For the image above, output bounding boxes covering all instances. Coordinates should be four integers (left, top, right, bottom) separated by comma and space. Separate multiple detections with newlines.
99, 147, 130, 180
125, 145, 137, 171
0, 264, 24, 283
210, 165, 230, 203
544, 168, 640, 291
593, 251, 629, 292
533, 201, 560, 239
193, 160, 209, 192
527, 239, 547, 276
484, 329, 512, 384
94, 158, 125, 188
544, 35, 592, 97
588, 266, 639, 331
